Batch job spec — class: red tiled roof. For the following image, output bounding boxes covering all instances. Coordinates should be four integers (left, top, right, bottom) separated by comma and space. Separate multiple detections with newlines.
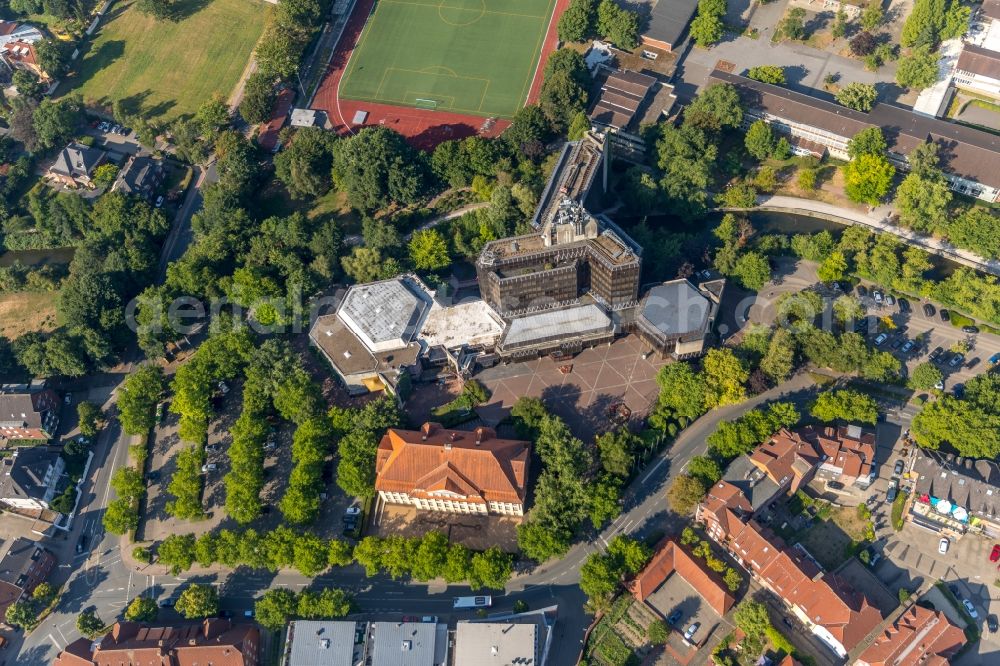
749, 428, 823, 490
54, 619, 260, 666
854, 604, 965, 666
258, 88, 295, 151
628, 539, 736, 615
730, 520, 782, 573
807, 425, 875, 480
375, 423, 530, 504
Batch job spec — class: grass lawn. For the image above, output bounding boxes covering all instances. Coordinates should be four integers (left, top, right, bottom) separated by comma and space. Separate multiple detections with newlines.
339, 0, 557, 118
798, 505, 871, 570
0, 291, 59, 339
61, 0, 270, 123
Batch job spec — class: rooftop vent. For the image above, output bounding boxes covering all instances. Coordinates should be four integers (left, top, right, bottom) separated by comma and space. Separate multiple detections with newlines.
319, 638, 330, 649
402, 640, 412, 651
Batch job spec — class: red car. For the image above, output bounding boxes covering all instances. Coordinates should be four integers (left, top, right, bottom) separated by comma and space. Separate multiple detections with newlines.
990, 544, 1000, 563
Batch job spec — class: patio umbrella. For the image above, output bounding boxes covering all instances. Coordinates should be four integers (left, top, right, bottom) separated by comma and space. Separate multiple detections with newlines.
936, 500, 952, 514
952, 506, 969, 521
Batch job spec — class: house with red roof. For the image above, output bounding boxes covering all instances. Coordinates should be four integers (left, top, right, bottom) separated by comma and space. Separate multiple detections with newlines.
853, 603, 965, 666
627, 539, 736, 616
375, 422, 531, 516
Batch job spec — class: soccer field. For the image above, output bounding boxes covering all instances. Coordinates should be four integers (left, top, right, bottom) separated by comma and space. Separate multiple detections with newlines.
339, 0, 558, 119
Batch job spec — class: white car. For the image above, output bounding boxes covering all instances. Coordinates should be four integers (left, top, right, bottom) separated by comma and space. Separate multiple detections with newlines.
963, 599, 979, 619
201, 463, 218, 473
938, 537, 949, 554
683, 623, 700, 642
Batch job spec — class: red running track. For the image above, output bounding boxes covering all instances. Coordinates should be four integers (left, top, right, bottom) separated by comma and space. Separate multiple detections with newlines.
311, 0, 570, 151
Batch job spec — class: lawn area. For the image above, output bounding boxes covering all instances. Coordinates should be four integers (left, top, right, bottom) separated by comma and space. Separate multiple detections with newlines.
61, 0, 270, 122
798, 505, 872, 570
0, 291, 59, 339
339, 0, 557, 118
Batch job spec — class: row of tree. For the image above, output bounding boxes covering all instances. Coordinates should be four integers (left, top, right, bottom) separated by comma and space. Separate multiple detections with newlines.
912, 371, 1000, 458
557, 0, 641, 50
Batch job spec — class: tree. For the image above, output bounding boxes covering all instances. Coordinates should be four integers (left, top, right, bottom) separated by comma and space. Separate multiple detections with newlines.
667, 475, 706, 514
136, 0, 175, 19
895, 171, 951, 233
947, 207, 1000, 259
239, 71, 276, 124
702, 348, 749, 407
684, 83, 743, 132
655, 124, 718, 216
844, 153, 895, 205
13, 69, 44, 99
274, 126, 337, 198
111, 467, 146, 503
408, 229, 451, 272
777, 7, 807, 40
860, 2, 883, 31
832, 7, 848, 38
332, 126, 428, 211
567, 111, 591, 140
909, 361, 943, 390
596, 429, 638, 478
596, 0, 640, 50
33, 96, 83, 150
77, 609, 106, 639
469, 547, 513, 589
690, 0, 725, 47
896, 47, 940, 90
103, 498, 138, 535
810, 389, 878, 423
724, 567, 742, 592
747, 66, 786, 85
255, 588, 298, 631
836, 82, 878, 112
158, 533, 197, 574
36, 39, 70, 78
176, 584, 219, 619
760, 327, 797, 383
848, 127, 888, 159
119, 365, 166, 435
687, 456, 723, 487
558, 0, 595, 42
648, 619, 668, 645
818, 250, 849, 284
850, 30, 878, 56
832, 293, 864, 323
124, 596, 158, 622
733, 600, 771, 639
797, 168, 817, 191
652, 362, 709, 422
732, 251, 771, 291
539, 70, 588, 133
77, 401, 102, 438
744, 120, 775, 161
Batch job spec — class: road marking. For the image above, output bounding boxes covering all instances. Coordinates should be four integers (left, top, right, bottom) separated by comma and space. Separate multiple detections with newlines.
641, 457, 667, 484
48, 633, 63, 650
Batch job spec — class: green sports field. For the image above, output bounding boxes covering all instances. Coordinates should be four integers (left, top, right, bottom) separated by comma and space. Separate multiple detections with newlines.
340, 0, 557, 118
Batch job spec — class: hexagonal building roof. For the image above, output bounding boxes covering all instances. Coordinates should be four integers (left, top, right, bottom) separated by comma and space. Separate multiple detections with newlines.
337, 278, 431, 352
638, 279, 710, 338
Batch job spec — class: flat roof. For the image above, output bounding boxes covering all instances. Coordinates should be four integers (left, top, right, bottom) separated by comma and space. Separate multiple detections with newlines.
638, 279, 710, 337
589, 69, 658, 131
644, 0, 699, 48
501, 304, 613, 350
420, 298, 502, 349
453, 622, 538, 665
370, 622, 446, 666
287, 621, 356, 666
338, 278, 431, 351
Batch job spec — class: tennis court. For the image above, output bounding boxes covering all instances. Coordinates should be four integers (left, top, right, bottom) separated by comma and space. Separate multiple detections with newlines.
339, 0, 558, 119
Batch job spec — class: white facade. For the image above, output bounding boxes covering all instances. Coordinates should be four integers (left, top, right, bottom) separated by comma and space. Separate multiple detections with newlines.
378, 490, 523, 516
953, 68, 1000, 100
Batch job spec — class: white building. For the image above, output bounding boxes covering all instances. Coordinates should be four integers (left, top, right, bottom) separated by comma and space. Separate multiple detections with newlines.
954, 44, 1000, 101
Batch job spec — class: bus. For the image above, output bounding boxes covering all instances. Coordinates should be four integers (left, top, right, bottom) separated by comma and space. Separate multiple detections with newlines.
453, 596, 492, 609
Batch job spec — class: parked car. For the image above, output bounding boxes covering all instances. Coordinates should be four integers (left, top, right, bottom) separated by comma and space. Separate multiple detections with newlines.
990, 352, 1000, 365
201, 463, 218, 473
988, 615, 998, 633
949, 353, 965, 368
962, 325, 979, 334
155, 195, 164, 208
923, 303, 936, 317
990, 544, 1000, 563
963, 598, 979, 619
886, 294, 896, 306
206, 443, 220, 453
683, 623, 700, 642
953, 383, 965, 398
76, 535, 87, 554
900, 340, 915, 354
147, 470, 161, 482
940, 309, 951, 322
345, 505, 362, 518
782, 616, 794, 628
873, 290, 884, 305
421, 616, 438, 623
930, 346, 945, 362
156, 401, 166, 423
898, 298, 910, 313
874, 333, 888, 346
886, 479, 898, 503
667, 609, 683, 626
827, 480, 844, 490
934, 380, 944, 391
856, 285, 868, 297
890, 337, 904, 349
939, 537, 950, 554
158, 598, 175, 608
893, 460, 905, 476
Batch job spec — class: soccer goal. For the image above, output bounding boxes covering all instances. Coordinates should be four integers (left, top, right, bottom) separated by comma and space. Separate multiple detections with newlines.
414, 98, 439, 110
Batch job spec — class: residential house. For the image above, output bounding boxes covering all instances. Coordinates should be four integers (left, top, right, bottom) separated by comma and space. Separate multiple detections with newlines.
0, 537, 55, 620
0, 21, 43, 48
0, 389, 60, 441
810, 424, 876, 488
853, 603, 965, 666
258, 87, 295, 152
47, 143, 108, 189
454, 622, 539, 666
640, 0, 699, 52
0, 39, 46, 80
284, 620, 357, 666
628, 539, 736, 616
53, 618, 261, 666
0, 447, 67, 511
909, 448, 1000, 537
709, 66, 1000, 203
954, 44, 1000, 101
375, 423, 530, 516
111, 154, 164, 201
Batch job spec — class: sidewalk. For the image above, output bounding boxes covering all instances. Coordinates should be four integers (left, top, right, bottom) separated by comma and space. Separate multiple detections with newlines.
746, 195, 1000, 278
